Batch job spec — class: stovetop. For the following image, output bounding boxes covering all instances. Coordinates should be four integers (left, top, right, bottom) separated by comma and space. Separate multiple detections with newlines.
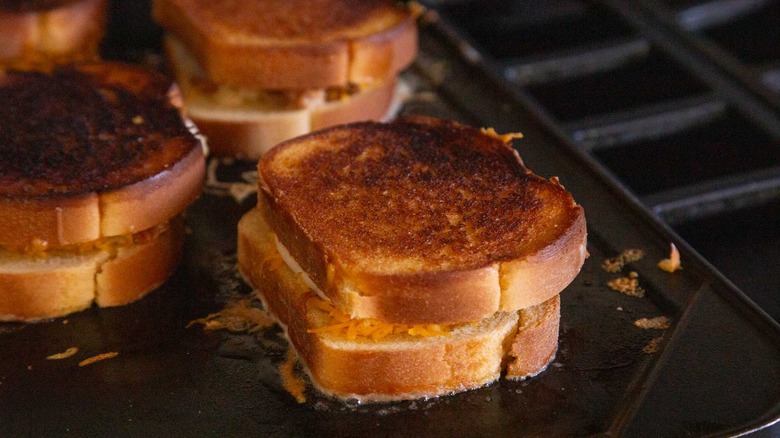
424, 0, 780, 324
1, 1, 778, 437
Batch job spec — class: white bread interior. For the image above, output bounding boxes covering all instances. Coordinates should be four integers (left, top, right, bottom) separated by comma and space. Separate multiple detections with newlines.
164, 36, 399, 159
237, 207, 560, 402
0, 217, 185, 322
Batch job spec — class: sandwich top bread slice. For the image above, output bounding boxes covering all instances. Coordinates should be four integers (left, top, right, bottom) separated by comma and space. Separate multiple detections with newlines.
153, 0, 417, 90
0, 0, 107, 70
0, 62, 206, 321
256, 116, 587, 325
238, 207, 561, 402
153, 0, 418, 158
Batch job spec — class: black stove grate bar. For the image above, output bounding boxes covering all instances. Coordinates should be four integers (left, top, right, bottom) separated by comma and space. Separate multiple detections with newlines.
673, 0, 772, 31
644, 166, 780, 224
564, 94, 727, 149
637, 0, 780, 106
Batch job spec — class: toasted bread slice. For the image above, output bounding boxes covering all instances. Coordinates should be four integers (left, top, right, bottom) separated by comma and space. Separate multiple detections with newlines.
153, 0, 417, 89
164, 36, 399, 158
506, 292, 560, 379
0, 0, 107, 70
257, 116, 586, 324
0, 217, 185, 322
0, 62, 205, 250
238, 207, 560, 402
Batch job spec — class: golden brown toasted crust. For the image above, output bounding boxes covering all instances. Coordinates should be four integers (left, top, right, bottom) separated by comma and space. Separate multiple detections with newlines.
0, 0, 106, 70
0, 251, 106, 321
153, 0, 417, 89
300, 313, 517, 402
0, 62, 205, 249
94, 217, 185, 307
98, 142, 205, 236
0, 195, 102, 249
506, 294, 560, 379
0, 218, 185, 322
238, 207, 561, 402
257, 116, 587, 324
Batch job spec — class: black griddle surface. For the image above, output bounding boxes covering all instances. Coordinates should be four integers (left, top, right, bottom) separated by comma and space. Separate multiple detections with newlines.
2, 11, 780, 438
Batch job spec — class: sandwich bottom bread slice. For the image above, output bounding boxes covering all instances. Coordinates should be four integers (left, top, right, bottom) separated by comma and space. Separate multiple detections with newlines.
164, 36, 401, 159
0, 218, 185, 322
238, 208, 560, 402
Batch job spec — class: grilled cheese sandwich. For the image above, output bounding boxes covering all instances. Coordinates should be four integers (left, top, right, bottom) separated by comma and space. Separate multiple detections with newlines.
238, 116, 586, 401
0, 62, 206, 322
153, 0, 418, 158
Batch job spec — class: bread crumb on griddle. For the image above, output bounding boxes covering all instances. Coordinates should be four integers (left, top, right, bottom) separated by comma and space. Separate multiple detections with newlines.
607, 271, 645, 298
657, 243, 682, 273
79, 352, 118, 367
643, 337, 664, 354
602, 249, 644, 273
634, 316, 671, 330
46, 347, 79, 360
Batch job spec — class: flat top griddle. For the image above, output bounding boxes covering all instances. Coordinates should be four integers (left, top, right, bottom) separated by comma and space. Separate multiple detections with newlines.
2, 4, 780, 437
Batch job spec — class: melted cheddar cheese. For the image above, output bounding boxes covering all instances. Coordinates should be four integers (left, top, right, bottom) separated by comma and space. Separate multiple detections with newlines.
279, 348, 307, 404
11, 222, 169, 258
480, 127, 523, 143
267, 233, 460, 341
187, 298, 274, 333
306, 297, 453, 341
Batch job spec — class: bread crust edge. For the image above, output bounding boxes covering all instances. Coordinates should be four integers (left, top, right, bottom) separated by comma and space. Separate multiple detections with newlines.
0, 217, 185, 322
238, 208, 561, 402
257, 189, 585, 325
153, 0, 417, 89
182, 78, 398, 159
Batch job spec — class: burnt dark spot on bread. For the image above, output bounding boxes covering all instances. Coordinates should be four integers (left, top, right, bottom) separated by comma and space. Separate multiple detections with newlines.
0, 63, 200, 197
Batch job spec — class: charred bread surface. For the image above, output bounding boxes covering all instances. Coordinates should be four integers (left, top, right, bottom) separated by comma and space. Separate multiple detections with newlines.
0, 62, 204, 321
257, 116, 587, 324
0, 62, 205, 249
1, 0, 82, 11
